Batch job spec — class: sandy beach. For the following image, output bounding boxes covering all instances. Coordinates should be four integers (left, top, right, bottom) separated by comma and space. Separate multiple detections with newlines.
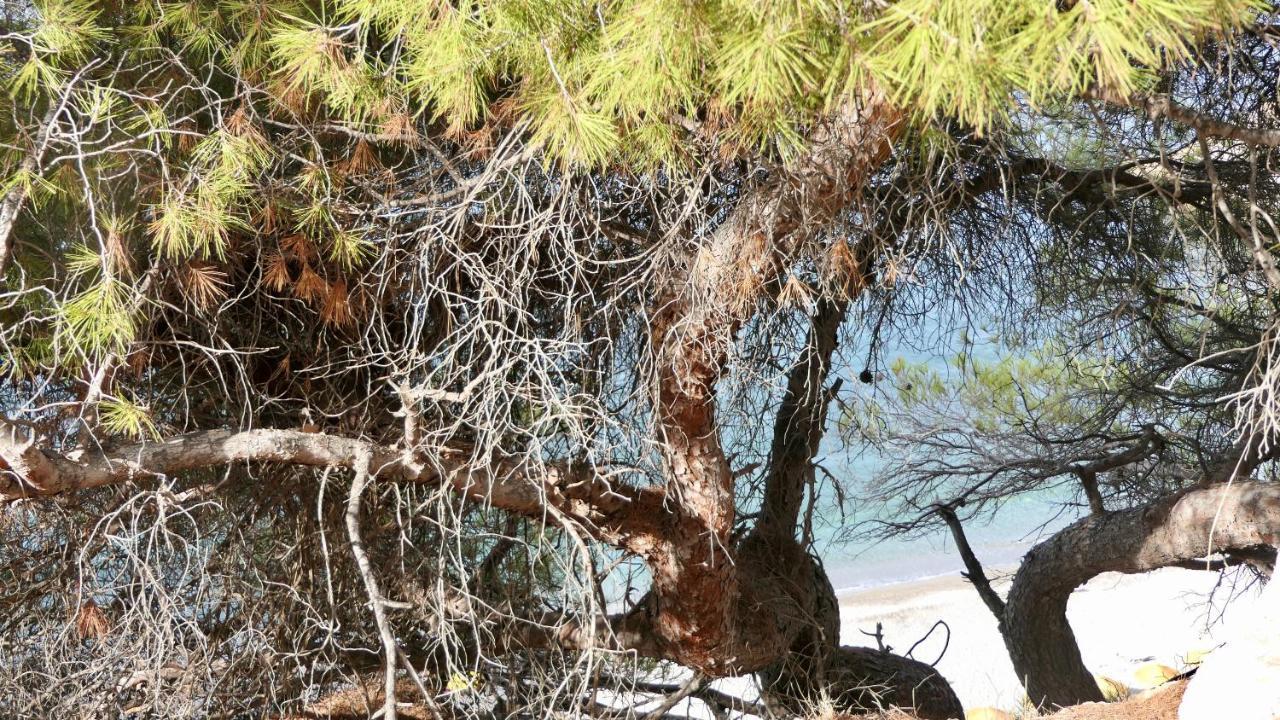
838, 565, 1265, 712
652, 564, 1265, 720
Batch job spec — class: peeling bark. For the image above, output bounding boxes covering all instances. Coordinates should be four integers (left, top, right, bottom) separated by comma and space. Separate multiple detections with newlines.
634, 92, 902, 674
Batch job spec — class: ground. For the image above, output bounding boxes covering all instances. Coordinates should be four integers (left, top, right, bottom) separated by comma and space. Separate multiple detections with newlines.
846, 679, 1187, 720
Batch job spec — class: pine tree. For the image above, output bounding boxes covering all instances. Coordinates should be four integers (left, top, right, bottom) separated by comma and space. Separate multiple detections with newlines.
0, 1, 1277, 717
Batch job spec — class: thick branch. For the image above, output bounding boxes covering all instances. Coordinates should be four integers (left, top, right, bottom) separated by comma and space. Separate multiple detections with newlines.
651, 94, 902, 540
1164, 548, 1277, 575
1072, 424, 1161, 476
1199, 432, 1273, 485
0, 420, 59, 491
513, 607, 663, 658
1006, 155, 1212, 210
640, 673, 705, 720
1071, 424, 1162, 515
1003, 480, 1280, 708
0, 421, 669, 557
627, 679, 770, 719
757, 298, 847, 541
1224, 545, 1278, 576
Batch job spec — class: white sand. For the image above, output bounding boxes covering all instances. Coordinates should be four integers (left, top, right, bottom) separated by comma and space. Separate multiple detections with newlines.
838, 566, 1265, 712
624, 566, 1264, 719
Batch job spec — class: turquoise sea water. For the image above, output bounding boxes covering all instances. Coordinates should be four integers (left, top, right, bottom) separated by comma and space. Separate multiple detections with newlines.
600, 432, 1078, 607
809, 329, 1083, 591
816, 488, 1077, 592
606, 325, 1078, 597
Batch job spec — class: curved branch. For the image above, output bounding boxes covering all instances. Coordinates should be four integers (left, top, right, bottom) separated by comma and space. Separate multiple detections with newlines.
1003, 481, 1280, 708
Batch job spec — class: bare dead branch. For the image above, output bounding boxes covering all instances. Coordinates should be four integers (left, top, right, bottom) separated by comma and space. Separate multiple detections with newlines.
936, 505, 1006, 621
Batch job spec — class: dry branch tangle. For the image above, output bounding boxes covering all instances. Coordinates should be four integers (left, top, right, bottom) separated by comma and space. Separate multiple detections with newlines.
0, 92, 963, 718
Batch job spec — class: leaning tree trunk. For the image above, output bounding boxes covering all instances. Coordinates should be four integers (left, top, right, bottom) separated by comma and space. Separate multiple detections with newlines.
1003, 481, 1280, 708
739, 296, 961, 719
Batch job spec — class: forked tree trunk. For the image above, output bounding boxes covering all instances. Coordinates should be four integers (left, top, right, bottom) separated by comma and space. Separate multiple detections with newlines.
1002, 481, 1280, 708
1, 91, 966, 717
741, 298, 961, 719
624, 90, 915, 681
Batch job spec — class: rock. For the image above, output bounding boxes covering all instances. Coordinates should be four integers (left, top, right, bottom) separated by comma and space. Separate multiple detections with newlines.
1180, 564, 1280, 720
965, 709, 1014, 720
1095, 675, 1129, 701
1048, 679, 1186, 720
1132, 663, 1178, 689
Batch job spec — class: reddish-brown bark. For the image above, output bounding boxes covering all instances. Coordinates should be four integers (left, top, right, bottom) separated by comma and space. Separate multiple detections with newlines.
637, 90, 904, 676
0, 93, 966, 717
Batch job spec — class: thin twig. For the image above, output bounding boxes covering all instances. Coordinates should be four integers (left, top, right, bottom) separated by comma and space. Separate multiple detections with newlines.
346, 448, 398, 720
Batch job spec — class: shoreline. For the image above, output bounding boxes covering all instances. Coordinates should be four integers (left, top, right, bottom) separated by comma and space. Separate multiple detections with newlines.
833, 565, 1001, 600
817, 519, 1060, 598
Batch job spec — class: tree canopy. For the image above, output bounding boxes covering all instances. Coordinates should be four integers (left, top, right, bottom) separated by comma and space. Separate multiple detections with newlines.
3, 0, 1280, 718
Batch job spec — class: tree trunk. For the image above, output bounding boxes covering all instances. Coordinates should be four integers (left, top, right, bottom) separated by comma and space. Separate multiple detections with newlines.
1002, 481, 1280, 709
749, 536, 963, 720
0, 91, 959, 715
723, 291, 959, 718
1001, 583, 1098, 708
626, 90, 903, 675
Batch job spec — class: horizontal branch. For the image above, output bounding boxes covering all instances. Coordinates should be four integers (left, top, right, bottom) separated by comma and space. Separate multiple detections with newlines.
1103, 91, 1280, 147
0, 420, 668, 557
